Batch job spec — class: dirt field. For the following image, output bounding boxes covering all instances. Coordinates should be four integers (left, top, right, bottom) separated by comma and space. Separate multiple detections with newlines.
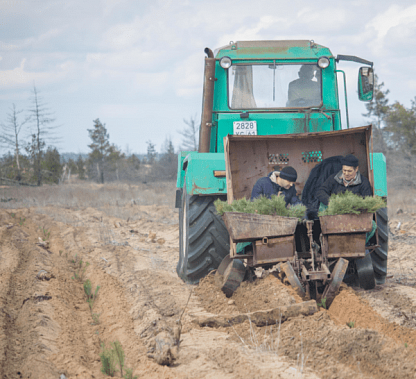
0, 182, 415, 378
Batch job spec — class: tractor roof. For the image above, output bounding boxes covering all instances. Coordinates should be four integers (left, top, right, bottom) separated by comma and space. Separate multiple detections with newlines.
214, 40, 333, 60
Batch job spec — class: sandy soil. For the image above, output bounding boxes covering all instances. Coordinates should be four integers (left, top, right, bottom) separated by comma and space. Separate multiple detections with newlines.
0, 182, 416, 379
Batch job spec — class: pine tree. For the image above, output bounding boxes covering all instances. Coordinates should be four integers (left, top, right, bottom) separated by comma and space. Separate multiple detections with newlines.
76, 155, 86, 180
385, 99, 416, 154
25, 134, 45, 183
146, 140, 157, 165
159, 136, 177, 179
88, 119, 111, 183
42, 147, 63, 184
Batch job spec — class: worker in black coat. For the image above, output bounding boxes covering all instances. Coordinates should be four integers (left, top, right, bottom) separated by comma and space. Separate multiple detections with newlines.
251, 166, 301, 205
316, 154, 372, 206
237, 166, 301, 255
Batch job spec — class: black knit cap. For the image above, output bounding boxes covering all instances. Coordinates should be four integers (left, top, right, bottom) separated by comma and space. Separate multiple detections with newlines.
279, 166, 297, 182
341, 154, 359, 168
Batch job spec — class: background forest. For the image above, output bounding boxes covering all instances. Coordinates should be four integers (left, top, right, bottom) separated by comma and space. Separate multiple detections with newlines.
0, 78, 414, 189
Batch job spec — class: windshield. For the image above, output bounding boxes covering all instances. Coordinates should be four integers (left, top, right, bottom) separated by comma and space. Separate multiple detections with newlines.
228, 63, 322, 109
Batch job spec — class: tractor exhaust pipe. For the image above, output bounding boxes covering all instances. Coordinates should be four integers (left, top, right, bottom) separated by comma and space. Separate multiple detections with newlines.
199, 48, 216, 153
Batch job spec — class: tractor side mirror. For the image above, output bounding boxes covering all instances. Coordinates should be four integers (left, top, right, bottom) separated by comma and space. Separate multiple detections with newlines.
358, 67, 374, 102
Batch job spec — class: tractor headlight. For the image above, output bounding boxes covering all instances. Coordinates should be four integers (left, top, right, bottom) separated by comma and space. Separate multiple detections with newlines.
220, 56, 232, 69
317, 57, 330, 69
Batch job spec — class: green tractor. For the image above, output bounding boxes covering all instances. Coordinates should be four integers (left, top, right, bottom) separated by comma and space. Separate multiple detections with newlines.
175, 40, 387, 288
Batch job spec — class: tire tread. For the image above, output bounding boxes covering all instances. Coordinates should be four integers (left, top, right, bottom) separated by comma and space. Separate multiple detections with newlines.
177, 193, 229, 284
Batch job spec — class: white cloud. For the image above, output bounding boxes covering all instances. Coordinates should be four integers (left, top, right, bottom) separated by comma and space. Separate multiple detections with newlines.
366, 4, 416, 55
1, 58, 64, 88
297, 7, 351, 32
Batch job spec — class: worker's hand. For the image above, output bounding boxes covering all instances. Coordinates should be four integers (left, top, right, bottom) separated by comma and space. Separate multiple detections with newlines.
277, 191, 283, 197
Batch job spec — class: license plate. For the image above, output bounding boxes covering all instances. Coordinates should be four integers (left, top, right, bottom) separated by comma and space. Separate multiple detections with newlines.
233, 121, 257, 135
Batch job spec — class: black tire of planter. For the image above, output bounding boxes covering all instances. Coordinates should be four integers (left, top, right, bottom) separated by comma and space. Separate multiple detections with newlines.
176, 181, 230, 284
372, 207, 388, 285
356, 252, 376, 290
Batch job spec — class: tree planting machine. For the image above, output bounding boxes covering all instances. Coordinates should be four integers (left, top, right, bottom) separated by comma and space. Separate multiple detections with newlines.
175, 40, 388, 302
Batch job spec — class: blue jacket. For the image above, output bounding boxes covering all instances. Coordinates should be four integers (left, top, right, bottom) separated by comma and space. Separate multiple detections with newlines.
251, 172, 301, 206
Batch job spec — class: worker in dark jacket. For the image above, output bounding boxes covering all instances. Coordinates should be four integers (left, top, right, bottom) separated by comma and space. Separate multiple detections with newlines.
237, 166, 301, 255
251, 166, 301, 205
316, 154, 372, 206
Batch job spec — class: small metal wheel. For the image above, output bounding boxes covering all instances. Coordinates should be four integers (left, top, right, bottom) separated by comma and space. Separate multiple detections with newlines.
356, 251, 376, 290
280, 262, 305, 297
214, 255, 246, 297
323, 258, 349, 307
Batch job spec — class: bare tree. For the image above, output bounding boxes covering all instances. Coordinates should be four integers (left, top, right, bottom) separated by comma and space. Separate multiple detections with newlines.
27, 86, 59, 185
1, 104, 29, 181
178, 117, 199, 151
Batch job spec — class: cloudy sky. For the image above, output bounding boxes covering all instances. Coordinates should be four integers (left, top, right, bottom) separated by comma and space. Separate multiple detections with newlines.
1, 0, 416, 155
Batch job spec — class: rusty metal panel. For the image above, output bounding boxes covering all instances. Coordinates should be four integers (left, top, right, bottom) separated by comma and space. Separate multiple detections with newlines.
253, 236, 295, 266
320, 213, 373, 234
327, 234, 366, 258
223, 212, 298, 242
224, 125, 372, 202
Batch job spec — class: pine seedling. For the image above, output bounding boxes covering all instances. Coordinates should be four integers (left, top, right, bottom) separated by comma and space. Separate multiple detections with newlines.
92, 312, 101, 325
84, 279, 92, 300
270, 195, 289, 216
40, 227, 50, 241
317, 297, 327, 309
124, 368, 138, 379
89, 285, 100, 310
84, 280, 100, 310
100, 343, 117, 376
214, 194, 305, 220
347, 321, 355, 328
112, 341, 125, 377
254, 195, 275, 215
319, 192, 386, 217
288, 203, 307, 220
72, 260, 90, 281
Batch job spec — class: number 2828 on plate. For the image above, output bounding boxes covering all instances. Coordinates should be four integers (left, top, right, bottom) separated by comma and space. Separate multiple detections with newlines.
233, 121, 257, 135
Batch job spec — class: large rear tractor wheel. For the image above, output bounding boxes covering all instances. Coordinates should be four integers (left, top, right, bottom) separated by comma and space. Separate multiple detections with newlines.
372, 208, 388, 285
177, 182, 230, 284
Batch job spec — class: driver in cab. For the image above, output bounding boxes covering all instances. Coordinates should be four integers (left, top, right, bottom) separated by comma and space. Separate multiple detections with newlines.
287, 65, 321, 107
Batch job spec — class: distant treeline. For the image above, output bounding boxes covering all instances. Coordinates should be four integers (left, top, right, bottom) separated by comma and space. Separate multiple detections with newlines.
0, 85, 199, 186
364, 75, 416, 189
0, 118, 179, 185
